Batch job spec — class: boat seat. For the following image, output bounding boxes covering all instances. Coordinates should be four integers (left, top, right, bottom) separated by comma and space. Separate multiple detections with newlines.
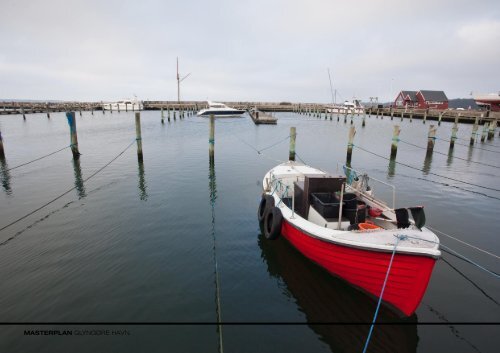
395, 208, 410, 229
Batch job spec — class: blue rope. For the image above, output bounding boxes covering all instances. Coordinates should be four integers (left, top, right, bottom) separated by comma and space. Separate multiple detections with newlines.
362, 235, 403, 353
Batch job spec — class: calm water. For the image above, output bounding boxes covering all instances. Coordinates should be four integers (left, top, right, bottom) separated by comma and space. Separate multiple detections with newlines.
0, 111, 499, 352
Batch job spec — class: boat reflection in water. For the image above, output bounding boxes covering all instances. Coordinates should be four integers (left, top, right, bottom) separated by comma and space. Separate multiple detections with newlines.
258, 233, 418, 353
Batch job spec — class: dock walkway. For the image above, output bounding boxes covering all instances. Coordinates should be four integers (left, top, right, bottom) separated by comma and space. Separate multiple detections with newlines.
249, 109, 277, 125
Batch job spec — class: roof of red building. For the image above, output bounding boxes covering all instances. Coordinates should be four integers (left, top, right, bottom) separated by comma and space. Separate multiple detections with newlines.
418, 90, 448, 102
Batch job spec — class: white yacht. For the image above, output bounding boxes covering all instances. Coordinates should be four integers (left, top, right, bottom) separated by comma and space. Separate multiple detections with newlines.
327, 99, 365, 115
197, 101, 245, 117
103, 99, 143, 111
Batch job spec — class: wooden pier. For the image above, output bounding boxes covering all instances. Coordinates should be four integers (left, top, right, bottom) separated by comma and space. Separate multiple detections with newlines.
1, 100, 498, 124
249, 109, 277, 125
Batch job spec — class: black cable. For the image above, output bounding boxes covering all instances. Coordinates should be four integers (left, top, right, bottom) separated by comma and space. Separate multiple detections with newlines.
5, 146, 70, 172
0, 140, 136, 233
436, 137, 500, 153
354, 144, 500, 192
399, 139, 500, 169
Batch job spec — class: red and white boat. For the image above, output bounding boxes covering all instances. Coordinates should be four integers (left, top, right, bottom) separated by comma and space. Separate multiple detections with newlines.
258, 161, 440, 316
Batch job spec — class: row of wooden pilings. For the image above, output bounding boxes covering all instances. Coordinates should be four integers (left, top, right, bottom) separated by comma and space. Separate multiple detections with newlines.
281, 117, 497, 168
293, 105, 366, 126
66, 105, 197, 161
64, 111, 146, 162
292, 103, 499, 139
0, 105, 200, 163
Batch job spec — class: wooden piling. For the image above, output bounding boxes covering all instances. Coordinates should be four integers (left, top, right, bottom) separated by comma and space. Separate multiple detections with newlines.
409, 111, 413, 123
346, 126, 356, 166
481, 122, 489, 142
390, 125, 401, 159
174, 110, 177, 121
344, 111, 347, 123
362, 113, 366, 127
289, 127, 296, 161
450, 117, 458, 150
487, 119, 497, 140
0, 130, 5, 159
438, 111, 443, 126
427, 125, 437, 155
470, 116, 479, 145
66, 112, 80, 159
423, 110, 427, 124
161, 107, 164, 124
21, 106, 26, 120
135, 112, 143, 161
390, 109, 394, 120
209, 114, 215, 158
46, 104, 50, 119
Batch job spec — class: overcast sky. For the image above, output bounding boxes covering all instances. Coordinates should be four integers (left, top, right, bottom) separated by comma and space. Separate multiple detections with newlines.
0, 0, 499, 102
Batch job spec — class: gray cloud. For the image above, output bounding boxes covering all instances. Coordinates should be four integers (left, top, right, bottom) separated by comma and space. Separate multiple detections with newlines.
0, 0, 499, 102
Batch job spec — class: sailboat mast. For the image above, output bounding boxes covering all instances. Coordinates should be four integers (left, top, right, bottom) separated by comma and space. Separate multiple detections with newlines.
328, 68, 336, 105
177, 57, 180, 103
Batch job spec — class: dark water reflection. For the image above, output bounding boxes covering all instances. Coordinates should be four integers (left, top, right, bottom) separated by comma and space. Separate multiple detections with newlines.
137, 160, 148, 201
258, 234, 418, 353
72, 158, 86, 199
0, 112, 499, 353
0, 157, 12, 195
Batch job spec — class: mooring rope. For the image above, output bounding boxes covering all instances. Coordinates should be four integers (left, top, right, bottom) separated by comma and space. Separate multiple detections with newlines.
427, 226, 500, 260
441, 257, 500, 307
353, 144, 500, 193
435, 136, 500, 153
401, 234, 499, 278
399, 139, 500, 169
4, 145, 70, 172
0, 139, 136, 233
362, 234, 403, 353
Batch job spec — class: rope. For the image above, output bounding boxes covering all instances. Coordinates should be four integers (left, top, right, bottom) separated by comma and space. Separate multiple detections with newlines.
0, 140, 136, 233
427, 226, 500, 260
436, 137, 500, 153
399, 139, 500, 169
257, 135, 290, 154
440, 245, 500, 278
353, 144, 500, 193
209, 174, 224, 353
362, 234, 403, 353
394, 171, 500, 201
441, 257, 500, 307
4, 145, 70, 172
401, 235, 499, 278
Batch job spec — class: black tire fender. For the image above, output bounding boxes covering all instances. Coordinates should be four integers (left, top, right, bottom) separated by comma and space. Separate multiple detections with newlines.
264, 206, 283, 240
258, 194, 275, 223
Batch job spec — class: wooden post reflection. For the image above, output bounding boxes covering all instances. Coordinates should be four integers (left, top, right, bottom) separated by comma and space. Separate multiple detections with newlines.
138, 160, 148, 201
72, 158, 86, 199
0, 156, 12, 195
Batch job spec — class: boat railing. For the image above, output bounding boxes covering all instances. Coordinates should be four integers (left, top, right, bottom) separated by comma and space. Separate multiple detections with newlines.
343, 165, 396, 210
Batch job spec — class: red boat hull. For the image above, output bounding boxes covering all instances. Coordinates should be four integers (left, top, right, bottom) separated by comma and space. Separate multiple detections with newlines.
281, 220, 436, 316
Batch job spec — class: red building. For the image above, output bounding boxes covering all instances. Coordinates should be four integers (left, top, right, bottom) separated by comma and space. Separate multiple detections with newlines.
394, 90, 448, 110
416, 90, 448, 109
394, 91, 418, 108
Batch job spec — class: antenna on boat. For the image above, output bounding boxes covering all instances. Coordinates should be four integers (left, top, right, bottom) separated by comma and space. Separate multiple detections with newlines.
327, 68, 336, 105
177, 57, 191, 103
